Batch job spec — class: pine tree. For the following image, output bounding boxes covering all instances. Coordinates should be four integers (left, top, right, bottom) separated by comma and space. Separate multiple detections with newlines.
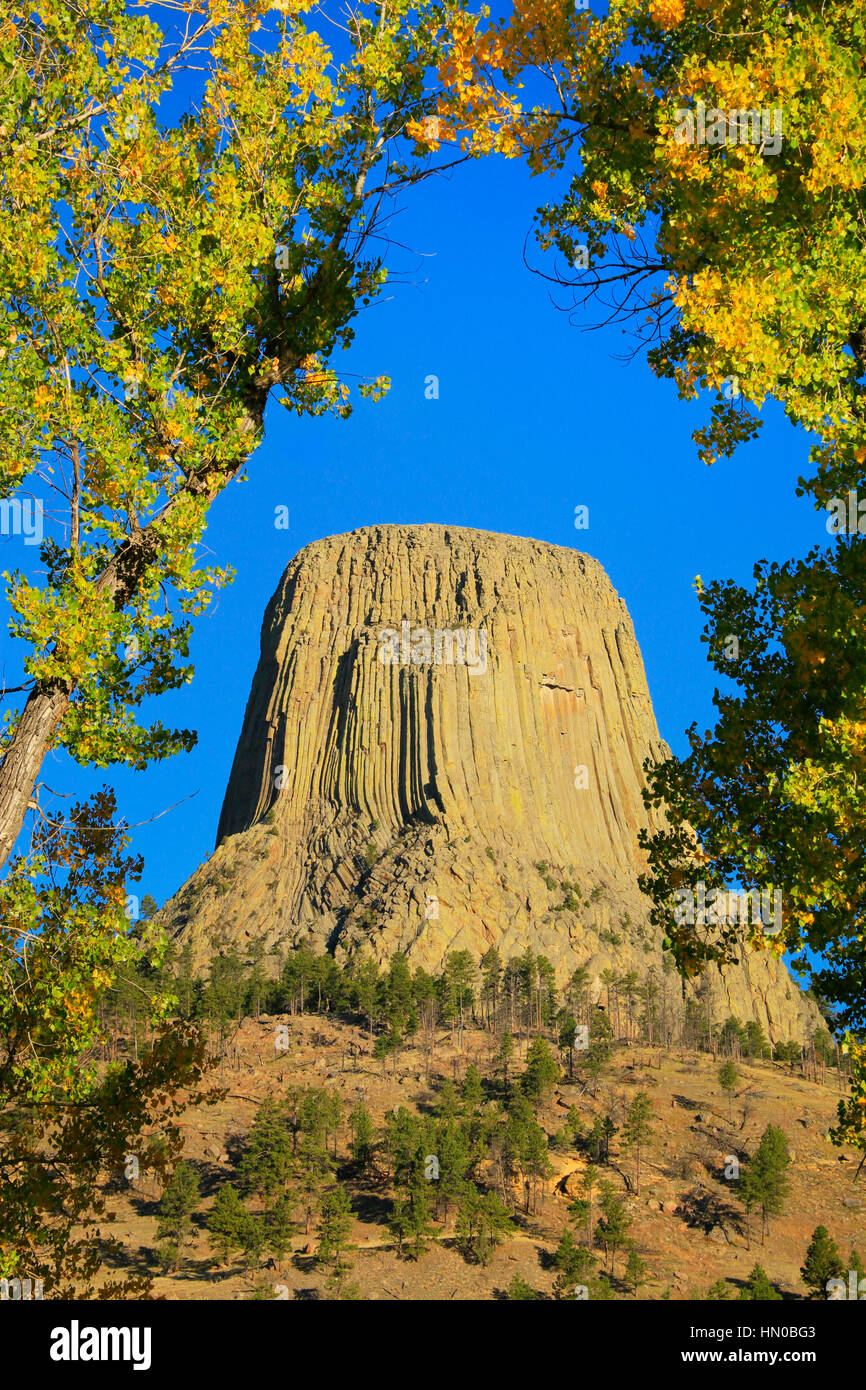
621, 1091, 654, 1195
207, 1184, 247, 1267
239, 1211, 266, 1271
739, 1264, 782, 1301
705, 1279, 732, 1300
520, 1036, 560, 1115
506, 1273, 538, 1300
624, 1242, 648, 1297
317, 1187, 355, 1296
595, 1184, 632, 1275
349, 1102, 375, 1172
156, 1161, 200, 1272
239, 1097, 293, 1208
801, 1226, 844, 1298
719, 1060, 739, 1121
552, 1228, 597, 1299
744, 1125, 791, 1245
455, 1188, 512, 1266
460, 1064, 484, 1115
267, 1193, 297, 1268
498, 1031, 515, 1095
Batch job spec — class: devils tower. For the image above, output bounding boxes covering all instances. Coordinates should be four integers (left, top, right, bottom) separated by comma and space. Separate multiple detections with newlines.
161, 524, 821, 1043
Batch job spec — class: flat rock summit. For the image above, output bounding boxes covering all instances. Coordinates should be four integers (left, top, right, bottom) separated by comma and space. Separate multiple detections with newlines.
161, 524, 820, 1043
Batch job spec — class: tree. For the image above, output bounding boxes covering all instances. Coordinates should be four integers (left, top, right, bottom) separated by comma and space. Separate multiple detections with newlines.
552, 1229, 596, 1300
624, 1242, 649, 1298
801, 1226, 844, 1300
719, 1060, 739, 1121
455, 1188, 512, 1266
317, 1187, 355, 1297
461, 1064, 485, 1116
239, 1097, 293, 1208
739, 1264, 782, 1302
621, 1091, 654, 1196
830, 1036, 866, 1173
506, 1273, 538, 1300
156, 1161, 200, 1272
740, 1125, 791, 1247
349, 1102, 375, 1173
745, 1021, 771, 1062
0, 0, 495, 870
442, 1, 866, 1035
520, 1036, 560, 1115
498, 1030, 515, 1094
207, 1184, 248, 1268
0, 788, 213, 1295
569, 1163, 599, 1248
578, 1010, 613, 1096
267, 1194, 297, 1269
595, 1184, 632, 1276
389, 1177, 435, 1262
239, 1211, 266, 1272
704, 1279, 732, 1301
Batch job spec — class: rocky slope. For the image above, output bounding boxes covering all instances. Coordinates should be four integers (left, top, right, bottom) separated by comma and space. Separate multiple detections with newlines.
160, 524, 821, 1043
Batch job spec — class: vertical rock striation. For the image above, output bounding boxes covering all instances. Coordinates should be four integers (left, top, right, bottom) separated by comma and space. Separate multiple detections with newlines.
160, 524, 821, 1043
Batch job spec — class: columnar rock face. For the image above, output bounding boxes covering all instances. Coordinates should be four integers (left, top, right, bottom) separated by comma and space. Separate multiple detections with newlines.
161, 524, 821, 1043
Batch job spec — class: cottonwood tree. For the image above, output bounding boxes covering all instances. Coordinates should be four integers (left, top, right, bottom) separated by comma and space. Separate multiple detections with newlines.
0, 0, 487, 867
436, 2, 866, 1048
0, 786, 214, 1294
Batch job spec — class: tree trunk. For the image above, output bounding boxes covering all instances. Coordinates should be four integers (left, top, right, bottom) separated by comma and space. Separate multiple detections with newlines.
0, 681, 71, 865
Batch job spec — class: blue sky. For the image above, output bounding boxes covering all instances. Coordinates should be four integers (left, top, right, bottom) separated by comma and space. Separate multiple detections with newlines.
1, 36, 823, 913
71, 146, 821, 910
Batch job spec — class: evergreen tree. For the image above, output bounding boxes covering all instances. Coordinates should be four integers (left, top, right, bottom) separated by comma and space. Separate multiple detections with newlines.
267, 1193, 297, 1268
801, 1226, 844, 1299
433, 1120, 471, 1224
552, 1228, 596, 1299
624, 1242, 648, 1297
745, 1021, 771, 1060
239, 1097, 293, 1208
595, 1184, 632, 1275
479, 947, 502, 1028
156, 1161, 200, 1272
349, 1102, 375, 1172
742, 1125, 791, 1245
207, 1183, 247, 1267
239, 1211, 266, 1271
455, 1188, 512, 1266
506, 1273, 538, 1300
389, 1177, 435, 1261
739, 1264, 782, 1301
520, 1036, 560, 1115
621, 1091, 654, 1195
461, 1064, 484, 1116
317, 1187, 355, 1296
719, 1060, 739, 1120
704, 1278, 732, 1300
498, 1031, 515, 1095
